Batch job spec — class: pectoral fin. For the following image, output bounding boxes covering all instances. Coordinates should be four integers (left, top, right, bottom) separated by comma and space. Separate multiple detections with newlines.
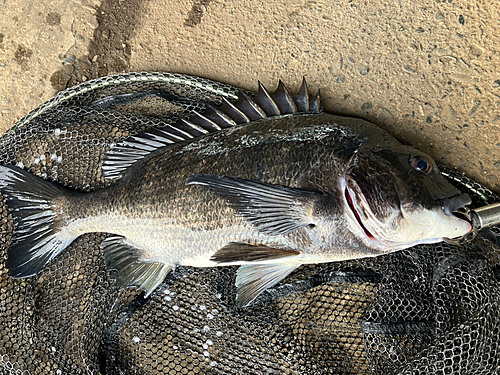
187, 174, 320, 235
235, 262, 301, 307
101, 236, 172, 297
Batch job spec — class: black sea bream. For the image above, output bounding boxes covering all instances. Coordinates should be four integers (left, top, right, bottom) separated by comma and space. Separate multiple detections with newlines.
0, 79, 472, 306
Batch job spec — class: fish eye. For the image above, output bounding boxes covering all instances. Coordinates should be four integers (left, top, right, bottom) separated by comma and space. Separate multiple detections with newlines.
409, 156, 432, 174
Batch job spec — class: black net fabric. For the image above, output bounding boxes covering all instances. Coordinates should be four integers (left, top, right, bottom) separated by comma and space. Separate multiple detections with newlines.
0, 72, 499, 375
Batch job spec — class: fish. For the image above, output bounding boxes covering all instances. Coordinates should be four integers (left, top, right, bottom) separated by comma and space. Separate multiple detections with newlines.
0, 78, 472, 307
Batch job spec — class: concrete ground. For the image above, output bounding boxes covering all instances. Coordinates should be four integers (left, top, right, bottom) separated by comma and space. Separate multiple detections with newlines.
0, 0, 499, 193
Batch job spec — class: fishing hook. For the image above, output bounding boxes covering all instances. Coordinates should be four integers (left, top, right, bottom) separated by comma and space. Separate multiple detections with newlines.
443, 203, 500, 245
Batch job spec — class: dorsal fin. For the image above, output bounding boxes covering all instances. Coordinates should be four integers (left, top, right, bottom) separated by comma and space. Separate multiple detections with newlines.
103, 78, 323, 180
271, 80, 297, 114
233, 90, 268, 121
256, 81, 280, 116
293, 77, 310, 112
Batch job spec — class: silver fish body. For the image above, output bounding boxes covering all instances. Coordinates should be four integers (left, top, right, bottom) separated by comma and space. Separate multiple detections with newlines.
0, 80, 472, 306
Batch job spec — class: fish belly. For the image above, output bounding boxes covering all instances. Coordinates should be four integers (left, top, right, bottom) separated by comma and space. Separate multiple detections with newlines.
62, 213, 275, 267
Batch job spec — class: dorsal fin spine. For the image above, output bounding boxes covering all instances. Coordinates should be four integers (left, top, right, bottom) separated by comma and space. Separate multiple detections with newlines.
310, 89, 322, 112
293, 77, 310, 112
204, 104, 237, 128
220, 97, 251, 124
234, 90, 267, 121
179, 119, 209, 135
130, 137, 170, 149
146, 128, 184, 142
256, 81, 281, 116
162, 125, 194, 139
272, 80, 297, 114
191, 110, 223, 131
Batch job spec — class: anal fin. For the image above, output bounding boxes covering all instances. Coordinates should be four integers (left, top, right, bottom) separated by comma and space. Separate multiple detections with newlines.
235, 261, 301, 308
101, 236, 172, 297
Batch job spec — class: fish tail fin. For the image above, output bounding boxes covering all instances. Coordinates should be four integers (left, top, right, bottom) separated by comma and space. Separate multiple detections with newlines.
0, 165, 75, 278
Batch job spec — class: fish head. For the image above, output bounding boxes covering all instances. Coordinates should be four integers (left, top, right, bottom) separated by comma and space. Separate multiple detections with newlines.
341, 143, 472, 252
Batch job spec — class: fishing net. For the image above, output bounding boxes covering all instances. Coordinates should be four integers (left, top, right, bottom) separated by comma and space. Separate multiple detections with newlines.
0, 72, 498, 375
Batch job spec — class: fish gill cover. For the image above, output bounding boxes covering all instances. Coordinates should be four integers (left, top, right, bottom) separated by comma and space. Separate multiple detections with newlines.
0, 72, 498, 374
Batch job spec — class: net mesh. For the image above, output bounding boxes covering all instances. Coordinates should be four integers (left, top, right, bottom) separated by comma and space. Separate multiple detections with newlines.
0, 72, 498, 375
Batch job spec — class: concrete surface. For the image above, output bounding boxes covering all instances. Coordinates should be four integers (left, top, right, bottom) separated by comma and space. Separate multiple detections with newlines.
0, 0, 499, 193
0, 0, 101, 126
